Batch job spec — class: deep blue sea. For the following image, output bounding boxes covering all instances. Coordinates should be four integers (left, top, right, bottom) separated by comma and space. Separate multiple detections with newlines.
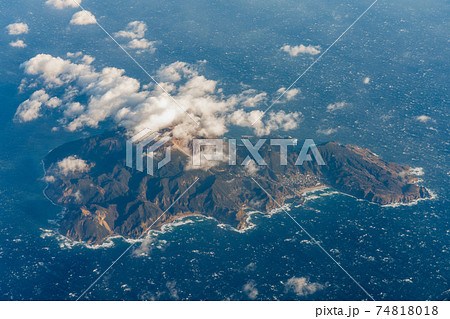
0, 0, 448, 300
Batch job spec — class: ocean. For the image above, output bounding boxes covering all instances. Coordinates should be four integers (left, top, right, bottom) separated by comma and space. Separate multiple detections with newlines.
0, 0, 448, 300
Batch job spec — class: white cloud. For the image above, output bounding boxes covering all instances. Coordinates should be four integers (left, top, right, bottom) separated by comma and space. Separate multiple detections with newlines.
238, 89, 267, 108
9, 39, 27, 48
243, 280, 258, 300
14, 89, 61, 121
114, 21, 156, 54
44, 175, 56, 183
244, 159, 260, 176
45, 0, 80, 9
15, 89, 53, 122
67, 51, 95, 64
416, 115, 431, 123
17, 53, 302, 139
276, 87, 300, 102
229, 109, 301, 136
71, 190, 83, 203
132, 236, 156, 257
15, 98, 42, 122
317, 128, 338, 135
284, 277, 323, 296
281, 44, 321, 56
70, 10, 97, 25
114, 21, 147, 39
57, 156, 90, 175
47, 96, 62, 108
156, 61, 196, 82
21, 54, 94, 87
82, 55, 95, 64
6, 23, 29, 35
66, 51, 82, 58
64, 102, 84, 117
363, 77, 370, 84
326, 102, 346, 112
127, 38, 156, 54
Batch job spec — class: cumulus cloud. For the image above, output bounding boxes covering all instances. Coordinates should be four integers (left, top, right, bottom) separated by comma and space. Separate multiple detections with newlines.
46, 0, 80, 9
127, 38, 156, 54
9, 39, 27, 48
243, 280, 258, 300
17, 53, 301, 139
156, 61, 196, 82
284, 277, 323, 296
239, 89, 267, 108
275, 87, 300, 102
416, 115, 432, 123
67, 51, 95, 64
317, 128, 338, 135
281, 44, 321, 56
363, 77, 370, 84
326, 102, 346, 112
114, 21, 147, 39
70, 10, 97, 25
229, 109, 301, 136
14, 89, 61, 122
44, 175, 56, 183
114, 21, 156, 54
57, 156, 90, 175
63, 102, 85, 117
6, 22, 29, 35
244, 159, 260, 176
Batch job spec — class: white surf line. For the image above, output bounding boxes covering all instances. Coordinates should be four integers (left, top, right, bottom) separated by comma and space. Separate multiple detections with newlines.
251, 177, 376, 301
70, 0, 200, 126
252, 0, 379, 125
41, 160, 59, 207
75, 177, 199, 301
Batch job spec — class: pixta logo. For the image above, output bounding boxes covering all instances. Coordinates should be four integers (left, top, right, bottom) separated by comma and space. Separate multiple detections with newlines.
126, 129, 171, 176
192, 138, 325, 167
126, 129, 325, 176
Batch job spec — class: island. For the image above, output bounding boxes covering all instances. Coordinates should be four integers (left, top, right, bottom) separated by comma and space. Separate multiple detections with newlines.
43, 130, 430, 244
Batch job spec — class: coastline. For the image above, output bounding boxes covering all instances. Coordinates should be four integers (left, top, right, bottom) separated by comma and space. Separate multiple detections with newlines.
39, 185, 439, 249
298, 184, 328, 195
